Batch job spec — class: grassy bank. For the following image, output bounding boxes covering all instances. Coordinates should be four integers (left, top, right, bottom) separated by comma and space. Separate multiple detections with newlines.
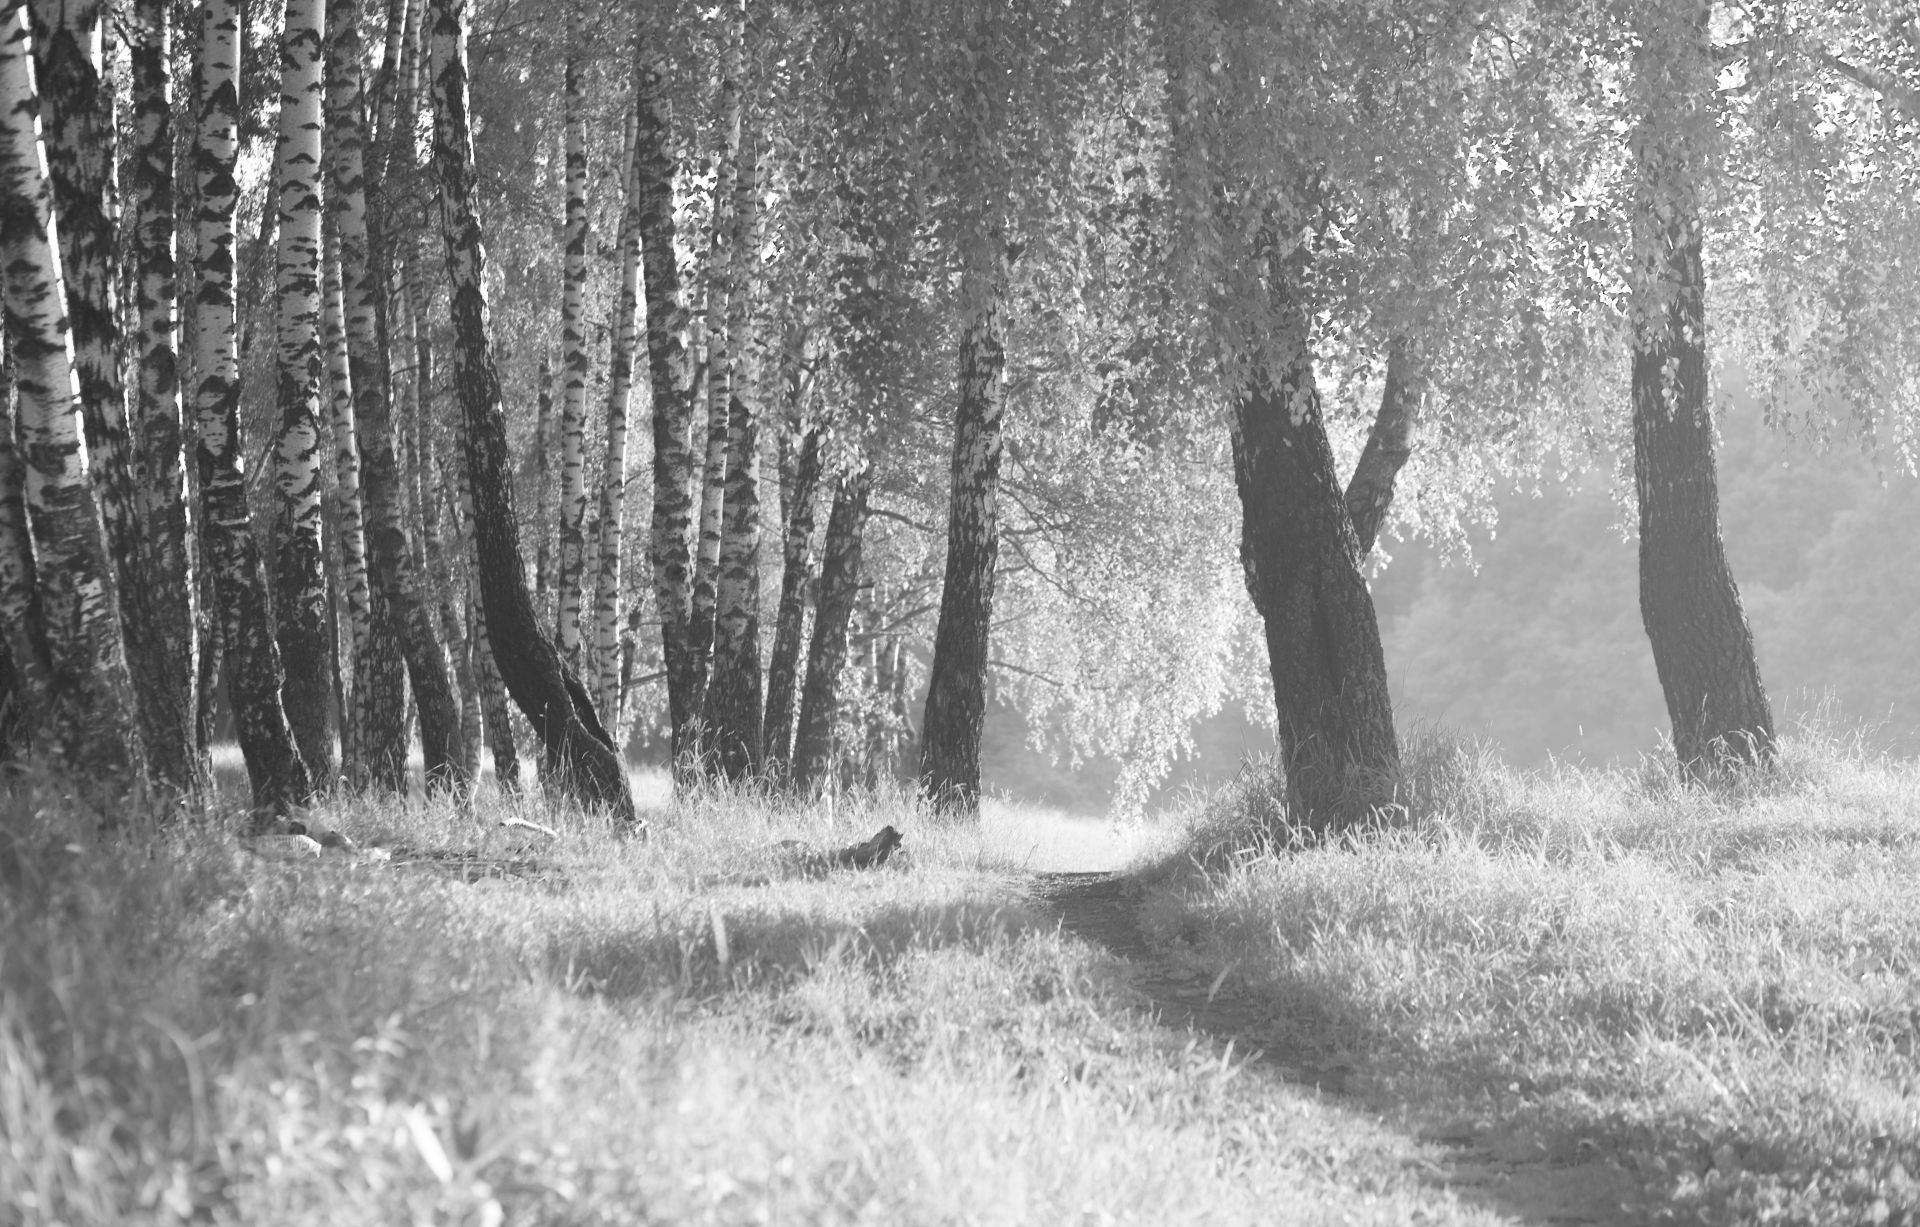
1139, 727, 1920, 1225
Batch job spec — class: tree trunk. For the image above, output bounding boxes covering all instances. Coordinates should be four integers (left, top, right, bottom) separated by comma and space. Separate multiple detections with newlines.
427, 0, 636, 822
1630, 128, 1773, 775
532, 351, 554, 606
0, 330, 52, 750
554, 23, 590, 663
1233, 272, 1400, 830
320, 214, 371, 783
270, 0, 336, 785
688, 6, 745, 727
454, 436, 520, 795
32, 0, 196, 792
705, 80, 765, 781
793, 466, 868, 794
1344, 335, 1422, 558
764, 412, 821, 776
593, 73, 643, 726
189, 0, 311, 814
129, 0, 200, 794
324, 0, 465, 795
920, 261, 1006, 813
634, 38, 698, 767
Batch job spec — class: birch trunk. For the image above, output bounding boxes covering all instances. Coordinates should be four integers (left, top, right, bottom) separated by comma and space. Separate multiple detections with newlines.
324, 0, 464, 794
270, 0, 336, 785
532, 351, 554, 605
593, 80, 643, 726
32, 0, 197, 790
427, 0, 636, 822
1233, 264, 1400, 830
1630, 20, 1774, 776
704, 82, 764, 781
129, 0, 200, 792
554, 21, 590, 662
792, 466, 868, 794
764, 410, 821, 777
189, 0, 311, 813
920, 259, 1006, 813
320, 216, 371, 782
688, 6, 745, 725
634, 38, 698, 764
0, 330, 52, 747
453, 427, 520, 793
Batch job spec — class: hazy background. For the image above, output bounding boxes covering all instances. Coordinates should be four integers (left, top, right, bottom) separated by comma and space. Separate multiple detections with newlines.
983, 397, 1920, 814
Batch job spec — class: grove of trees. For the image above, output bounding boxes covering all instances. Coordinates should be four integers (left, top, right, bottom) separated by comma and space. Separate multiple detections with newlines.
1, 0, 1916, 830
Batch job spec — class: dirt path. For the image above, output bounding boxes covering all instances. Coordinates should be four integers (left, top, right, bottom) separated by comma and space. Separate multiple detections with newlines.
1032, 871, 1646, 1227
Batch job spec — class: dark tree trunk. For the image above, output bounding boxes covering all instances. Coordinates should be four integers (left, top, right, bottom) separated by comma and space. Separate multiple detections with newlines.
764, 418, 821, 776
1344, 335, 1422, 558
1234, 277, 1399, 830
920, 269, 1006, 813
427, 0, 636, 823
793, 467, 869, 794
635, 39, 698, 767
1631, 212, 1774, 774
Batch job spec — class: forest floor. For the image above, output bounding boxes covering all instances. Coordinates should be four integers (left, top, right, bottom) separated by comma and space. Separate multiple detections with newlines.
4, 727, 1919, 1225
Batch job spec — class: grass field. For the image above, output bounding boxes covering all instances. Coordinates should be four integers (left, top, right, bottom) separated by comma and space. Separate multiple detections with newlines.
4, 725, 1918, 1224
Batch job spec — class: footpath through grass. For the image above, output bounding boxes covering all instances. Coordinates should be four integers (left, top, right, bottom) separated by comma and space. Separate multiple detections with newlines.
2, 726, 1918, 1225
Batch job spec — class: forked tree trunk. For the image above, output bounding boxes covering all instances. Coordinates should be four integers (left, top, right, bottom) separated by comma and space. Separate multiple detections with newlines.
1629, 35, 1773, 774
635, 38, 698, 767
764, 409, 822, 776
32, 0, 196, 791
792, 466, 868, 793
325, 0, 465, 794
593, 77, 644, 725
270, 0, 336, 785
189, 0, 311, 814
920, 259, 1006, 813
554, 21, 590, 662
1233, 267, 1399, 830
705, 89, 765, 781
129, 0, 200, 792
427, 0, 636, 822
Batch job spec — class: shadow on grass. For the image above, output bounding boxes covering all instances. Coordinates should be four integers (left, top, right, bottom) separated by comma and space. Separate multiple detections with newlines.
543, 894, 1053, 1002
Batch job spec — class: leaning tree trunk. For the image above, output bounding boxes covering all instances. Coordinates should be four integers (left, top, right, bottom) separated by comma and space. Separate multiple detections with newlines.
32, 0, 197, 792
553, 21, 591, 663
792, 466, 869, 794
1233, 268, 1400, 831
705, 88, 765, 781
128, 0, 200, 793
593, 79, 643, 727
1630, 90, 1773, 775
634, 38, 698, 767
427, 0, 635, 822
269, 0, 336, 785
189, 0, 312, 814
1344, 335, 1422, 558
920, 259, 1006, 813
325, 0, 466, 794
764, 410, 822, 777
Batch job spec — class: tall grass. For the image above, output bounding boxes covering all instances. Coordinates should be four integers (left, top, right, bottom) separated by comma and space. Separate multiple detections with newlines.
1145, 715, 1920, 1225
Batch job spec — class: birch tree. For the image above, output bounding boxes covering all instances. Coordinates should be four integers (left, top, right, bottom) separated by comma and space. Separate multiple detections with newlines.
427, 0, 636, 821
554, 9, 591, 663
190, 0, 312, 814
271, 0, 336, 784
593, 64, 644, 727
